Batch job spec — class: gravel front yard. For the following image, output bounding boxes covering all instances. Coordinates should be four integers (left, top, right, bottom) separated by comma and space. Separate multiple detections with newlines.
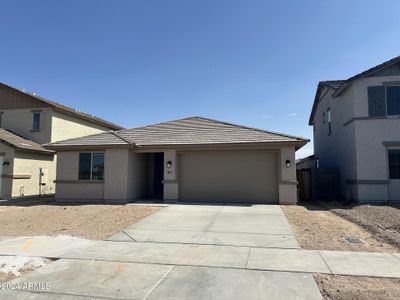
281, 203, 397, 252
282, 201, 400, 300
325, 202, 400, 250
0, 203, 160, 240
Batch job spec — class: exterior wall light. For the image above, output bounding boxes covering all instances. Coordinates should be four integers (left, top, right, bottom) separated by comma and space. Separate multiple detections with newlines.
285, 160, 291, 168
166, 160, 172, 169
2, 159, 9, 166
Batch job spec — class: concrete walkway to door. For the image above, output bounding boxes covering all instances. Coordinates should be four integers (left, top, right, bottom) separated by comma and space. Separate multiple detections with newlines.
108, 203, 300, 249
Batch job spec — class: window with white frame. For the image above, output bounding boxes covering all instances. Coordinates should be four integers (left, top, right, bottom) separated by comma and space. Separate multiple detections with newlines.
79, 152, 104, 180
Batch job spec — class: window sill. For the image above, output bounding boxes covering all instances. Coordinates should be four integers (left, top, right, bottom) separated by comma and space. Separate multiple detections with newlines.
30, 129, 41, 132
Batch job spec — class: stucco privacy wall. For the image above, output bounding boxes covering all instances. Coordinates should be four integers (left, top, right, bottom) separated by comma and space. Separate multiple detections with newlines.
51, 110, 112, 143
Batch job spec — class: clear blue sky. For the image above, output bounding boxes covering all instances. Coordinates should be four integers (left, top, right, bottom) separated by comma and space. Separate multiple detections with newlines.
1, 1, 400, 158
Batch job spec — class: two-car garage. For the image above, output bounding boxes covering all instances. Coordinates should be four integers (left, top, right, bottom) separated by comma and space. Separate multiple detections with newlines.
179, 150, 279, 203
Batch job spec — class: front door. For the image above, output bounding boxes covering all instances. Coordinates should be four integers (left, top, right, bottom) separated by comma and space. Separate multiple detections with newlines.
154, 152, 164, 198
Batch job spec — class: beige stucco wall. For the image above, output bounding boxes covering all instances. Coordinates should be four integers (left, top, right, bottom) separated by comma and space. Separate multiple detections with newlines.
0, 143, 55, 199
0, 143, 15, 199
56, 148, 148, 202
51, 110, 112, 143
126, 152, 148, 199
279, 146, 297, 204
54, 145, 300, 204
1, 107, 53, 144
103, 148, 129, 201
12, 152, 55, 198
55, 151, 105, 200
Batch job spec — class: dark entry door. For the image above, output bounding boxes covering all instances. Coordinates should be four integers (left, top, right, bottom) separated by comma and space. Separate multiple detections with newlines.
154, 153, 164, 198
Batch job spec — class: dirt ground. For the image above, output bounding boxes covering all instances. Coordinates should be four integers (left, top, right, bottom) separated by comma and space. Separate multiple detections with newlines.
315, 274, 400, 300
282, 202, 398, 252
325, 202, 400, 250
0, 203, 160, 240
282, 202, 400, 299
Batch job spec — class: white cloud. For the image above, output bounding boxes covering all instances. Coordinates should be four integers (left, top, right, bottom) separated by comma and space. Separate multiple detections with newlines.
287, 112, 297, 117
261, 113, 273, 119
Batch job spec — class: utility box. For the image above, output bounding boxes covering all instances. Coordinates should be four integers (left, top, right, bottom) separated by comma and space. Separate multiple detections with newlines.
40, 168, 48, 186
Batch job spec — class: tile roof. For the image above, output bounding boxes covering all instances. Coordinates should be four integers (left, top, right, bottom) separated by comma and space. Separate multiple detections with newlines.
46, 116, 308, 149
0, 82, 123, 130
0, 129, 54, 154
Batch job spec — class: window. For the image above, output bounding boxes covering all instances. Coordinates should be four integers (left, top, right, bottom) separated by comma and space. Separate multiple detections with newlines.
32, 112, 41, 130
368, 85, 400, 117
387, 86, 400, 115
322, 112, 326, 123
327, 108, 332, 135
79, 152, 104, 180
0, 112, 3, 128
388, 150, 400, 179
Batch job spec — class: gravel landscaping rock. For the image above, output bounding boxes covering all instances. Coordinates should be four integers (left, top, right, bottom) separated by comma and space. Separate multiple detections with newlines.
0, 203, 160, 240
315, 274, 400, 300
282, 203, 397, 252
326, 203, 400, 251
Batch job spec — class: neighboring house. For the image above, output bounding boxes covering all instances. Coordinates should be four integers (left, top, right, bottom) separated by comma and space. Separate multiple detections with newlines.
309, 56, 400, 202
45, 117, 308, 204
0, 82, 123, 199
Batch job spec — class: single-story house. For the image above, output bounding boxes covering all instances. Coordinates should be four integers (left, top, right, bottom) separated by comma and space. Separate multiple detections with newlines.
45, 117, 308, 204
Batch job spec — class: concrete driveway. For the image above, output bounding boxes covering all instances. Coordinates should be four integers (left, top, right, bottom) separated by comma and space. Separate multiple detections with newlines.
1, 204, 323, 300
108, 204, 300, 249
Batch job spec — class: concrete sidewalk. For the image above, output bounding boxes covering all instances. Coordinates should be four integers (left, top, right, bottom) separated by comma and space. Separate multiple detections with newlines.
0, 236, 399, 278
1, 204, 399, 299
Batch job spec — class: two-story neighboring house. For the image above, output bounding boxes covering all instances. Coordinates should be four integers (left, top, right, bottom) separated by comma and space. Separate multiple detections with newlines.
0, 82, 123, 199
309, 56, 400, 202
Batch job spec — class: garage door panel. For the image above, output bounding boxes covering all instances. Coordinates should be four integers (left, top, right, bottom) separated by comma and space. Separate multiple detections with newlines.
179, 150, 278, 203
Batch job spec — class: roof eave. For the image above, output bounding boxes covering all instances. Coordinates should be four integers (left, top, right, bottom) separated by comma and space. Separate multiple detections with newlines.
44, 144, 133, 151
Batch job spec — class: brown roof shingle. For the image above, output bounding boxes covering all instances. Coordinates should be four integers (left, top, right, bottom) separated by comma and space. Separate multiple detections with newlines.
46, 116, 308, 149
0, 129, 54, 154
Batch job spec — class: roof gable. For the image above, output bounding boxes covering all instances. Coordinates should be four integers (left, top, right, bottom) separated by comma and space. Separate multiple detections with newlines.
46, 116, 308, 149
0, 82, 123, 130
309, 55, 400, 125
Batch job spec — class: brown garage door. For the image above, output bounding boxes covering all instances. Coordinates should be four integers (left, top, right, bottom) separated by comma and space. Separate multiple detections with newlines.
179, 150, 278, 203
